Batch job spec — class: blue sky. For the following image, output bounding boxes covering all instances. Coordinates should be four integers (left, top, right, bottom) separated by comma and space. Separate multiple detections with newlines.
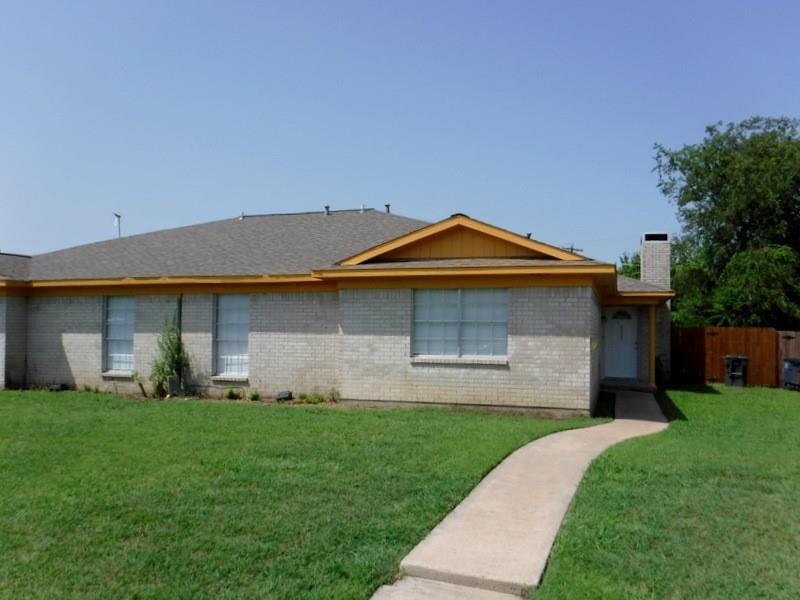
1, 1, 798, 262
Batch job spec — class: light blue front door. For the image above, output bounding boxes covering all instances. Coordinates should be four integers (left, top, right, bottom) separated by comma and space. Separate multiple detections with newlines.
603, 308, 638, 378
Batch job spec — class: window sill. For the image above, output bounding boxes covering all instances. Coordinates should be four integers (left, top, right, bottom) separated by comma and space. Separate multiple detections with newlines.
211, 375, 249, 383
102, 370, 134, 380
410, 356, 509, 366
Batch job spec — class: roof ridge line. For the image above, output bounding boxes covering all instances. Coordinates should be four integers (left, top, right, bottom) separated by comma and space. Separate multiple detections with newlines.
242, 208, 376, 218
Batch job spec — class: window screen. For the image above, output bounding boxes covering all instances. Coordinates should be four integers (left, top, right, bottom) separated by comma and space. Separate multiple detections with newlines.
412, 289, 508, 357
104, 296, 135, 372
215, 294, 249, 376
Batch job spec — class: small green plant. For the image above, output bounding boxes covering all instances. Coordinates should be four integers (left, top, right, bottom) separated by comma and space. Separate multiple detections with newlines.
131, 371, 148, 398
150, 317, 189, 398
93, 386, 100, 394
223, 387, 242, 400
82, 384, 93, 393
299, 393, 325, 405
248, 389, 261, 402
326, 388, 341, 403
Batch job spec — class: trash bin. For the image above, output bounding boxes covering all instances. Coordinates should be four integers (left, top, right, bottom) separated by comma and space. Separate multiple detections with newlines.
785, 358, 800, 391
724, 355, 749, 386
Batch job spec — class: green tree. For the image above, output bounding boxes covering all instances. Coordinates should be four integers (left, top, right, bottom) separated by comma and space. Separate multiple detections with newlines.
655, 116, 800, 326
617, 251, 640, 279
712, 246, 800, 329
670, 234, 715, 326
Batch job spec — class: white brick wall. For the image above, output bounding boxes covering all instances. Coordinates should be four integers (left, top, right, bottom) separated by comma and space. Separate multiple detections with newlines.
640, 235, 672, 381
248, 292, 340, 395
641, 236, 671, 290
339, 287, 599, 412
26, 296, 104, 388
589, 296, 602, 412
1, 296, 30, 388
14, 288, 604, 411
134, 295, 180, 378
3, 296, 27, 387
182, 294, 214, 387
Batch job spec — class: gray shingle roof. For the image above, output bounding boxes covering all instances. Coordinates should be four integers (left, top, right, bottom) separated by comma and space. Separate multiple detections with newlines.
616, 274, 670, 292
7, 211, 669, 298
0, 253, 31, 280
25, 210, 429, 280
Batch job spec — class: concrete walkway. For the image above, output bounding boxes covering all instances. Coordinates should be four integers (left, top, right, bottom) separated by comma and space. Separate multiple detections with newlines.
372, 391, 668, 599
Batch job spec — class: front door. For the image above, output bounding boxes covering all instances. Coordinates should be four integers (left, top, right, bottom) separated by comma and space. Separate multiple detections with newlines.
603, 308, 638, 379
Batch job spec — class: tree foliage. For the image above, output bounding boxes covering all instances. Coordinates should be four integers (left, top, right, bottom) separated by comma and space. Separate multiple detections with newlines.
655, 117, 800, 327
712, 246, 800, 328
617, 251, 640, 279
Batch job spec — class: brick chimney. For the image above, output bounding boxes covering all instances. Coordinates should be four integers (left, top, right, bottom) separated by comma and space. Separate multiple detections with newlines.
640, 233, 670, 289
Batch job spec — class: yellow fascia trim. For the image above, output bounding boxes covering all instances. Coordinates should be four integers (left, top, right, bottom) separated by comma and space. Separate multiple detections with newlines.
0, 280, 30, 296
26, 274, 320, 288
338, 214, 586, 265
2, 274, 334, 296
617, 291, 675, 298
338, 274, 600, 290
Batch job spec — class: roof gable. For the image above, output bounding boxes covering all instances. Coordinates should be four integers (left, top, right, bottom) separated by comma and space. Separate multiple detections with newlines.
339, 214, 585, 265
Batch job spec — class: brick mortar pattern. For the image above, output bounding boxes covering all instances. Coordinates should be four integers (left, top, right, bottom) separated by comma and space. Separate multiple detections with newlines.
4, 296, 27, 387
339, 287, 597, 411
15, 288, 601, 410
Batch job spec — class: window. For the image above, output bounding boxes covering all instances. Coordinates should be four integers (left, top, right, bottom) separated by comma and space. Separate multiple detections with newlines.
215, 294, 249, 376
104, 296, 135, 372
412, 289, 508, 357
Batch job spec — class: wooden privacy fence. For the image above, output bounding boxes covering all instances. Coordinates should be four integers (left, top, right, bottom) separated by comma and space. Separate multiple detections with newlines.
671, 327, 800, 387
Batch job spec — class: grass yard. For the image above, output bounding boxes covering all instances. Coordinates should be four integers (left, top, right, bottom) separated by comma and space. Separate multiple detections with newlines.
0, 391, 596, 599
537, 385, 800, 598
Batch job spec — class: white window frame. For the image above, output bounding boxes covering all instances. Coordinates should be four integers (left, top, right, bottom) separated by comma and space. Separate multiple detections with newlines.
412, 288, 508, 358
214, 294, 250, 377
104, 296, 135, 373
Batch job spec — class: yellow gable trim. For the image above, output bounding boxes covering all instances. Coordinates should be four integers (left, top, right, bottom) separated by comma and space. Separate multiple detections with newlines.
338, 214, 585, 265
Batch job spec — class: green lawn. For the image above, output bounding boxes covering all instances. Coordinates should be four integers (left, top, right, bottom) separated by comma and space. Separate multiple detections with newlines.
537, 385, 800, 599
0, 392, 595, 599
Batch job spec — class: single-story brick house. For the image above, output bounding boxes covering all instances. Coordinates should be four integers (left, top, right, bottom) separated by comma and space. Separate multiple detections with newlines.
0, 209, 672, 414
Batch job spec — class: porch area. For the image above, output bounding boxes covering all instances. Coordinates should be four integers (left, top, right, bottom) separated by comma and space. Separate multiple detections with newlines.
600, 302, 665, 392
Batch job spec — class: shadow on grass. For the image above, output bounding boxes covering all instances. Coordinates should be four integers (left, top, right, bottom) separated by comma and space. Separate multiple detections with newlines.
654, 384, 722, 422
665, 384, 721, 394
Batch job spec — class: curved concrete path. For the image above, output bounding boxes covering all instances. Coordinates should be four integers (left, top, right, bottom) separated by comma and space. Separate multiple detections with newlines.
373, 391, 668, 599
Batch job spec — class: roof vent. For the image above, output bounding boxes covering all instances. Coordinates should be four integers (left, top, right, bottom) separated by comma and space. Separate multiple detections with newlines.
360, 204, 365, 214
324, 205, 331, 215
385, 204, 391, 213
